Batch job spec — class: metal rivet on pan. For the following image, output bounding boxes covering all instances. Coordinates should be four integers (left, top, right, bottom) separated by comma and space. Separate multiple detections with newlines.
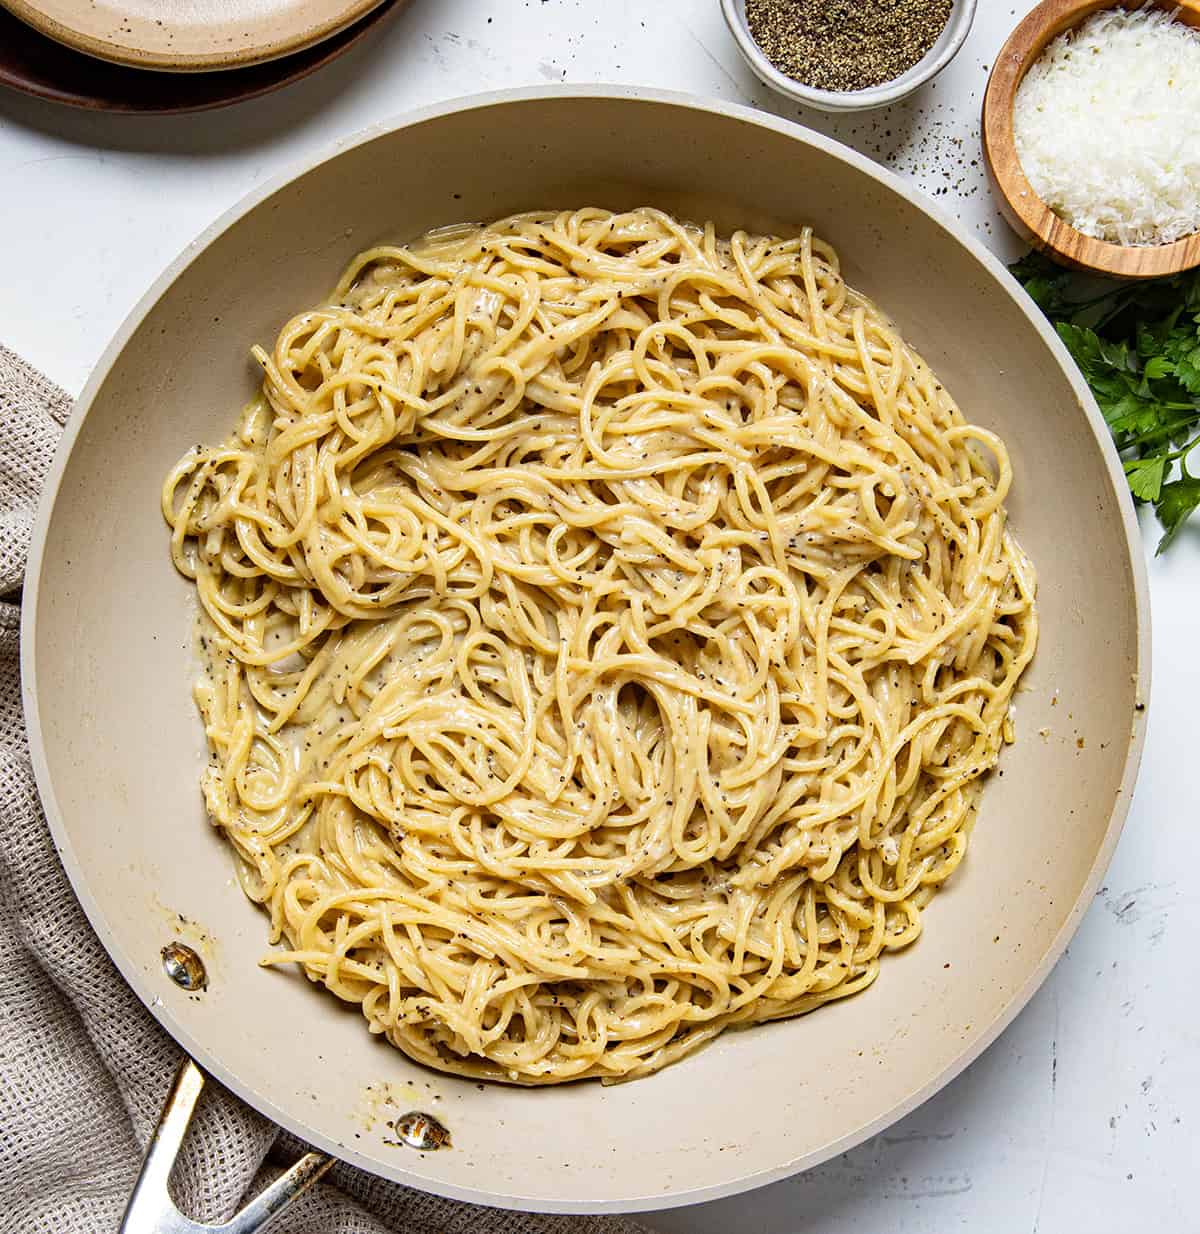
392, 1111, 451, 1151
161, 941, 207, 991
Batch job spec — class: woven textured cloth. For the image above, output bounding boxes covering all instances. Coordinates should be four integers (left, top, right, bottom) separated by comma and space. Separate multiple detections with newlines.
0, 344, 652, 1234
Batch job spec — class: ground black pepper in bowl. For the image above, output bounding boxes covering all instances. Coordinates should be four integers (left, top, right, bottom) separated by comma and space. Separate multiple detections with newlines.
744, 0, 954, 93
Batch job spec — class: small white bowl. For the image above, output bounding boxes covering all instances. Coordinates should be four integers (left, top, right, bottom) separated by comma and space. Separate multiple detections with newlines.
721, 0, 978, 112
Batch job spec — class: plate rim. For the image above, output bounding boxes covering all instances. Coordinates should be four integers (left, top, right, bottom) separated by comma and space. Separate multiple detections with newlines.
0, 0, 386, 71
0, 0, 401, 113
0, 0, 401, 114
19, 85, 1153, 1213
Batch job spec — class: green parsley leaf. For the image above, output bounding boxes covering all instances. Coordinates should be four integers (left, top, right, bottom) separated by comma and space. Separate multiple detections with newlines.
1009, 252, 1075, 318
1055, 324, 1161, 436
1013, 254, 1200, 552
1124, 455, 1166, 503
1155, 478, 1200, 553
1158, 322, 1200, 398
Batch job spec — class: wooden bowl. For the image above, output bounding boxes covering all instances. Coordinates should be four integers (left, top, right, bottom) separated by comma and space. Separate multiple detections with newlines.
983, 0, 1200, 278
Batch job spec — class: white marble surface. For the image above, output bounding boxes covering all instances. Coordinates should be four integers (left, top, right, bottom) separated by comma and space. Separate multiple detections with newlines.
0, 2, 1194, 1228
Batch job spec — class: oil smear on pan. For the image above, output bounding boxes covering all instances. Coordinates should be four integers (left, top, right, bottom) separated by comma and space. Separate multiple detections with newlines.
357, 1080, 451, 1150
151, 895, 220, 973
358, 1079, 426, 1130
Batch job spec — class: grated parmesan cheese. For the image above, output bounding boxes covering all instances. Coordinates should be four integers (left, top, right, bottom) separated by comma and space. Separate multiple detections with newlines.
1013, 8, 1200, 246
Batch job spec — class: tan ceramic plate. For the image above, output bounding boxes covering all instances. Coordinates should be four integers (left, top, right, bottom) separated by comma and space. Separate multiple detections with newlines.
0, 0, 402, 112
0, 0, 385, 71
22, 90, 1149, 1213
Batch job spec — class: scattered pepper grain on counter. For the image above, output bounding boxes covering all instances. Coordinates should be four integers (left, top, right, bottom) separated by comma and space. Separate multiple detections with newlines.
745, 0, 954, 92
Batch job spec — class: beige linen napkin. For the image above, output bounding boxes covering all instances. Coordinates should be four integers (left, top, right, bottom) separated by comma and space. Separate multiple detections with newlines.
0, 344, 652, 1234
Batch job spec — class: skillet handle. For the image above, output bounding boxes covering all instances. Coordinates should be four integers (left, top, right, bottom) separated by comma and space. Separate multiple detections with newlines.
120, 1058, 334, 1234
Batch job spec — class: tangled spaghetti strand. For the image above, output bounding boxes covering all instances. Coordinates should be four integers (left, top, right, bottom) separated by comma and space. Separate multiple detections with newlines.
163, 208, 1037, 1083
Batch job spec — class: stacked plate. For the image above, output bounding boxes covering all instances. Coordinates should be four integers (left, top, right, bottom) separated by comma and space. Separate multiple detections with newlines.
0, 0, 402, 112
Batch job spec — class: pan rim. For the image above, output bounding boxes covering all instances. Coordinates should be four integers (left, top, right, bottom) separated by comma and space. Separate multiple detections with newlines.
19, 84, 1152, 1214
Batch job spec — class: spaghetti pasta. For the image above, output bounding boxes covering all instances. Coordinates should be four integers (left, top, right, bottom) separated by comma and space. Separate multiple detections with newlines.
162, 207, 1037, 1084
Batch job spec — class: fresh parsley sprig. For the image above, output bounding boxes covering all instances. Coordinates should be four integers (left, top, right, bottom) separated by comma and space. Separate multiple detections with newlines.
1011, 251, 1200, 552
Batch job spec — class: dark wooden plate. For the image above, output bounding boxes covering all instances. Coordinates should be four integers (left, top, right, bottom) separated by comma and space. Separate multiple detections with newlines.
0, 0, 400, 114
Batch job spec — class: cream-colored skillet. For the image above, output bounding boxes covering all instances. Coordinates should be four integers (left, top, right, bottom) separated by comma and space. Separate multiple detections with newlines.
21, 89, 1149, 1224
